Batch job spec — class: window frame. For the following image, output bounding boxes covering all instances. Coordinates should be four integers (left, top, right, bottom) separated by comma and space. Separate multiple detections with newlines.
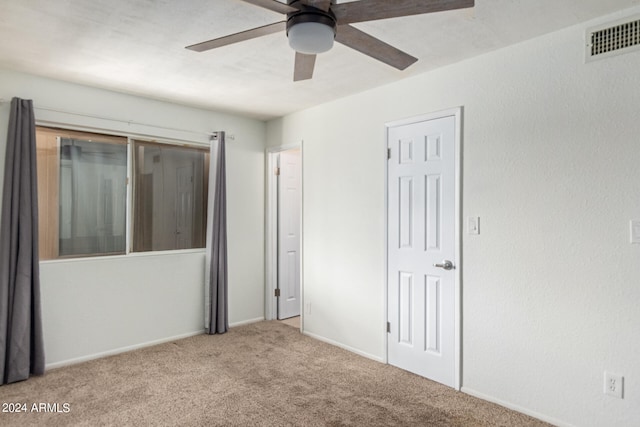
130, 139, 210, 254
35, 125, 211, 262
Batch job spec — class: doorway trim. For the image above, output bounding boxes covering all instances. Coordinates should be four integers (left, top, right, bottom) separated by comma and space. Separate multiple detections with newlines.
265, 142, 304, 329
384, 107, 463, 390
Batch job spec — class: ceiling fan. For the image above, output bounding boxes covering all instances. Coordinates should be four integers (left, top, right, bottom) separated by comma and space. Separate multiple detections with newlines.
186, 0, 475, 81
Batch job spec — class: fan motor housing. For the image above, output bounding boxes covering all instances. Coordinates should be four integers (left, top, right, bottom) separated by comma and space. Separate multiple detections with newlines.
286, 2, 337, 37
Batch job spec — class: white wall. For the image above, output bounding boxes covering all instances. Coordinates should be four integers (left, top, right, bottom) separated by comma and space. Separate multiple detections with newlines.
0, 69, 266, 367
267, 7, 640, 427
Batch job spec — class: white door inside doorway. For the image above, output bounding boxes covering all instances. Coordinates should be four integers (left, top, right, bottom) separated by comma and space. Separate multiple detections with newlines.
277, 149, 302, 320
387, 111, 460, 388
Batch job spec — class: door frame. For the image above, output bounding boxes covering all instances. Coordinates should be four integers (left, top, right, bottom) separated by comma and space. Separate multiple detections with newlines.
384, 107, 463, 390
265, 142, 304, 328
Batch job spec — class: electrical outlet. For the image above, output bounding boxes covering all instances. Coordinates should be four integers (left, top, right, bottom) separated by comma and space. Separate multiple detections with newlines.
604, 371, 624, 399
305, 302, 311, 315
631, 220, 640, 243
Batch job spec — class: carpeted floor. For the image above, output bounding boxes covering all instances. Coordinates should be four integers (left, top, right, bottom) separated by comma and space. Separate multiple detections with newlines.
0, 321, 551, 426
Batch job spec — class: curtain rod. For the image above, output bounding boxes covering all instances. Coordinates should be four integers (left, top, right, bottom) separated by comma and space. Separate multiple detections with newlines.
1, 98, 234, 140
34, 105, 214, 138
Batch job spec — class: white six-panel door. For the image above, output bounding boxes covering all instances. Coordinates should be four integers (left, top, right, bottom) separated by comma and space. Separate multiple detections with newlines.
387, 114, 458, 388
278, 149, 302, 319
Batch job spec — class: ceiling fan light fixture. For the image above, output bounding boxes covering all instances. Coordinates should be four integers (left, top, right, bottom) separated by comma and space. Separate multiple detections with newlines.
286, 7, 337, 55
288, 21, 335, 54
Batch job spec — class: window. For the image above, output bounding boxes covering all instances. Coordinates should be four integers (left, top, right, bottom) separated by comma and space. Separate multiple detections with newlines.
36, 127, 209, 260
132, 141, 208, 252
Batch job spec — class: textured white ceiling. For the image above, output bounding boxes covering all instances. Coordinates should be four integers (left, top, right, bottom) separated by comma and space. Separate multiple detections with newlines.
1, 0, 639, 120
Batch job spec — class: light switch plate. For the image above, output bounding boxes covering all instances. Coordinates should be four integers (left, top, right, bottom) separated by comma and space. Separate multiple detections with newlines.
468, 217, 480, 235
630, 220, 640, 244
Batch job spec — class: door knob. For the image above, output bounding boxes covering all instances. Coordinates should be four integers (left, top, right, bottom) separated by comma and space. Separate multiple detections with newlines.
433, 260, 454, 270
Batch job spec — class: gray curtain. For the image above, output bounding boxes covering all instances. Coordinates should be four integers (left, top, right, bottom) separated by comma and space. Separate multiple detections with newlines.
206, 132, 228, 334
0, 97, 45, 384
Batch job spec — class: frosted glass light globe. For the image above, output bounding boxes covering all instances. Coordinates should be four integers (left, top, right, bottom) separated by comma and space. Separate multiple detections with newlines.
288, 22, 335, 54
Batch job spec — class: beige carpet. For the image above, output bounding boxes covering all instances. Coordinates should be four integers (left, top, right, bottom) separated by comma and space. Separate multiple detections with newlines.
0, 321, 550, 426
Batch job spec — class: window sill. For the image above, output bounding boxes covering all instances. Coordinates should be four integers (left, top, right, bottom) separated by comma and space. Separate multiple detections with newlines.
39, 248, 206, 265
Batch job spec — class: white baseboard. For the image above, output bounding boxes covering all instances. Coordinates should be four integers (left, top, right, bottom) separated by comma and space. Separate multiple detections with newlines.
303, 330, 384, 363
46, 318, 265, 370
461, 387, 572, 427
45, 329, 205, 370
230, 317, 265, 327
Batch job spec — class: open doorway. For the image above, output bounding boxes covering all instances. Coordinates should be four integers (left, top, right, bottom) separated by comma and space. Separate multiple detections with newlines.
266, 144, 303, 328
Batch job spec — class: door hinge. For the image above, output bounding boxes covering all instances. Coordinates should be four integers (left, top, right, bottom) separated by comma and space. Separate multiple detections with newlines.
275, 288, 280, 297
275, 166, 280, 176
386, 322, 391, 333
387, 148, 391, 160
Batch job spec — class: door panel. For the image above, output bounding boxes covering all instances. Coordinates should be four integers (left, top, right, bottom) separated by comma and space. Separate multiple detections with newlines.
399, 177, 414, 248
387, 115, 457, 387
425, 275, 441, 354
278, 149, 302, 320
399, 271, 413, 345
426, 174, 441, 251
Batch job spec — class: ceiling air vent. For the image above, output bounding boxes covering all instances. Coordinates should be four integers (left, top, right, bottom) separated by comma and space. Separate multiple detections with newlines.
586, 15, 640, 62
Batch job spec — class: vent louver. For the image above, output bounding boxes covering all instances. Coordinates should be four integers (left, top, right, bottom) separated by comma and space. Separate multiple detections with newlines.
587, 16, 640, 61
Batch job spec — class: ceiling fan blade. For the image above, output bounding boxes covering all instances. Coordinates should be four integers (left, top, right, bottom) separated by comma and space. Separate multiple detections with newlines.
299, 0, 332, 12
333, 0, 474, 24
294, 52, 317, 81
186, 21, 286, 52
335, 25, 418, 70
239, 0, 299, 14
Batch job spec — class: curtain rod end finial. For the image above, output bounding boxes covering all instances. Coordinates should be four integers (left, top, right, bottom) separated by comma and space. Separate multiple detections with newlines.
210, 132, 234, 142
